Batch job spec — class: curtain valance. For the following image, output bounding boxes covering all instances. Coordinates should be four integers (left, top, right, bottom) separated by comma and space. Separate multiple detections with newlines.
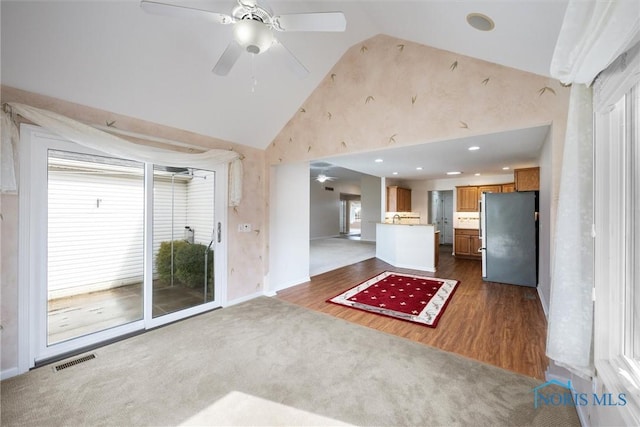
1, 103, 243, 206
550, 0, 640, 85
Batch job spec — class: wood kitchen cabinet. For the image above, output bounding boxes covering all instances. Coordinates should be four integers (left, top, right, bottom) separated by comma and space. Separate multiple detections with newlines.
387, 186, 412, 212
501, 183, 516, 193
456, 186, 479, 212
478, 185, 502, 194
514, 167, 540, 191
454, 228, 481, 259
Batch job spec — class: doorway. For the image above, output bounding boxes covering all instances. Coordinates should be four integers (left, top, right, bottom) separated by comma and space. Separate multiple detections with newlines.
430, 190, 454, 245
21, 127, 226, 366
340, 194, 361, 237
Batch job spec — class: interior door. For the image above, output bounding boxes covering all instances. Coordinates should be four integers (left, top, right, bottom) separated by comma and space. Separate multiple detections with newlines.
442, 190, 454, 244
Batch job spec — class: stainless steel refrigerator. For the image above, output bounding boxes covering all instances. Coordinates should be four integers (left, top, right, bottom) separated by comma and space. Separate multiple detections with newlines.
480, 191, 538, 287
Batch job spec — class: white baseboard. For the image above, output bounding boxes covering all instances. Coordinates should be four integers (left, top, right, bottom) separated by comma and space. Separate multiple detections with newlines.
223, 291, 266, 307
545, 368, 591, 427
310, 235, 340, 240
1, 367, 19, 380
269, 276, 311, 294
537, 285, 549, 319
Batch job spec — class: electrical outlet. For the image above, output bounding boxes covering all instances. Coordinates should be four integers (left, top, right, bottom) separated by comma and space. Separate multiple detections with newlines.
238, 223, 252, 232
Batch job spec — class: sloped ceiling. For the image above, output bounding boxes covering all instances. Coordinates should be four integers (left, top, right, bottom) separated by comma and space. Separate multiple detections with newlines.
0, 1, 568, 149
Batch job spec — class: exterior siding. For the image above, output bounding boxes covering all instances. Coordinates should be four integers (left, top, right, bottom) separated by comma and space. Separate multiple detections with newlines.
48, 168, 214, 299
48, 169, 145, 298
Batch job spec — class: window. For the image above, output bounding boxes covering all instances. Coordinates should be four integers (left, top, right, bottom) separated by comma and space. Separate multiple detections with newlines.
594, 80, 640, 425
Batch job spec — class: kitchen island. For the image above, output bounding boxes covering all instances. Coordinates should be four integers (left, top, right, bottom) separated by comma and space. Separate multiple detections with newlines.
376, 223, 439, 272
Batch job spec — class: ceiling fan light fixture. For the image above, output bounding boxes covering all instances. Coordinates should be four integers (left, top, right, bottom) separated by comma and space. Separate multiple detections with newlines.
233, 19, 274, 54
316, 174, 328, 183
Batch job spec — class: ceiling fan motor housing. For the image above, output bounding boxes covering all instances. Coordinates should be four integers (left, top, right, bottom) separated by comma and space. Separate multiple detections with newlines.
233, 17, 274, 53
232, 1, 274, 54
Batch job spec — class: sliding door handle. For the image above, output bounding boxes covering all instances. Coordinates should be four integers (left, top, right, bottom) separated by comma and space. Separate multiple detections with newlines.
217, 222, 222, 243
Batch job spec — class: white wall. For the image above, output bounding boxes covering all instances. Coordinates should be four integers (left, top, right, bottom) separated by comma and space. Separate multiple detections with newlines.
537, 129, 552, 317
360, 175, 382, 242
309, 182, 340, 239
268, 162, 310, 292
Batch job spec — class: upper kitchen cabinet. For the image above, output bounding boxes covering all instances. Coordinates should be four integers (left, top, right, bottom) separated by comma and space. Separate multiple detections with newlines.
514, 167, 540, 191
478, 185, 502, 194
501, 183, 516, 193
387, 186, 412, 212
456, 186, 479, 212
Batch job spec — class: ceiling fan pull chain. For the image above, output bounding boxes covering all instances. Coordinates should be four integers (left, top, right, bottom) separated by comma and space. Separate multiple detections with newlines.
251, 53, 258, 92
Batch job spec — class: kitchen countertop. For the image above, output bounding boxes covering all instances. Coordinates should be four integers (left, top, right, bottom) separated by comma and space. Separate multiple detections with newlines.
379, 223, 435, 227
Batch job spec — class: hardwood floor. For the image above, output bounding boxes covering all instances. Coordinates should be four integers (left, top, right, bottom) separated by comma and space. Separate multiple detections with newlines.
276, 248, 548, 380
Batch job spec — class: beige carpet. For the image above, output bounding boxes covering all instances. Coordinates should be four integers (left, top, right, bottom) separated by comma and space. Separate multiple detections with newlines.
310, 237, 375, 276
1, 297, 580, 426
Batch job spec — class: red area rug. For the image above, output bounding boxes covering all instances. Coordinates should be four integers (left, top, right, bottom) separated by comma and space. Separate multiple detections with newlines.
328, 271, 459, 328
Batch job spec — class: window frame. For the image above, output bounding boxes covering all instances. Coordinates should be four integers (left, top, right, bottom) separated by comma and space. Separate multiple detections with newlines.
594, 82, 640, 426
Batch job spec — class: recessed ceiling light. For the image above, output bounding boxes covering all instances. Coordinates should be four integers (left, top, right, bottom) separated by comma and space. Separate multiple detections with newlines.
468, 146, 480, 151
416, 167, 423, 170
466, 13, 495, 31
392, 172, 398, 175
447, 171, 462, 175
475, 173, 481, 176
374, 158, 383, 163
502, 166, 510, 170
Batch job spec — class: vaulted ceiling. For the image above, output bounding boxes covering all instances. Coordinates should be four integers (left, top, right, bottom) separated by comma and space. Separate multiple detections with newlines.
1, 1, 569, 150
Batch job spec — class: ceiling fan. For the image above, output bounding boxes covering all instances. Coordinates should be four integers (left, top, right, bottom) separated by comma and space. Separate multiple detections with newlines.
140, 0, 347, 77
310, 161, 338, 183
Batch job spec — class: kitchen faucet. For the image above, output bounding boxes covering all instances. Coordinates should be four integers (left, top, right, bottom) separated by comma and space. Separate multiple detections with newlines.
393, 214, 401, 224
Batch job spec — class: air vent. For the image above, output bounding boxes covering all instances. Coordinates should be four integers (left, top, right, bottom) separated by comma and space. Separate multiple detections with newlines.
324, 186, 334, 191
53, 354, 96, 372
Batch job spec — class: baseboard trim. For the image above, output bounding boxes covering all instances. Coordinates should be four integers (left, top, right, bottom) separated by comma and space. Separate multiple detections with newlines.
224, 291, 265, 307
1, 367, 19, 380
269, 276, 311, 294
545, 370, 591, 427
537, 286, 549, 320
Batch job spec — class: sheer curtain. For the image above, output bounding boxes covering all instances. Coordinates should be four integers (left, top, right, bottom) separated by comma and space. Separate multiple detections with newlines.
1, 110, 19, 194
546, 84, 594, 377
547, 0, 640, 377
1, 102, 243, 205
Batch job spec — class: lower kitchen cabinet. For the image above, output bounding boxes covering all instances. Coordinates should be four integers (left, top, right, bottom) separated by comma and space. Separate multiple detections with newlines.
454, 228, 481, 259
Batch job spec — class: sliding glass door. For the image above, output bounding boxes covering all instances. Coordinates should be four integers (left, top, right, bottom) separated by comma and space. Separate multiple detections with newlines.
24, 127, 226, 365
150, 166, 217, 322
47, 149, 146, 346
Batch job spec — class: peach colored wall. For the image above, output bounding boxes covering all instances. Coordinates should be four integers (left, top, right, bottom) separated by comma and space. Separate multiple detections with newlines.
266, 33, 570, 275
0, 85, 266, 309
267, 34, 569, 165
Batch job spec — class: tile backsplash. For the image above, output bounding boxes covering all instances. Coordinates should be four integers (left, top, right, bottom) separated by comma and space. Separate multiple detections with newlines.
454, 212, 479, 229
384, 212, 421, 224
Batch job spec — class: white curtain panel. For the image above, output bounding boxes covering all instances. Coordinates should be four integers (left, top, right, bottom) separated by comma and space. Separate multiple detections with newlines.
546, 84, 595, 378
550, 0, 640, 85
1, 111, 19, 194
546, 0, 639, 378
6, 103, 243, 206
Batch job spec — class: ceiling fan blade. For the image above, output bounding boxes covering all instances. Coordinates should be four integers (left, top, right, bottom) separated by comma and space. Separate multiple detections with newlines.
273, 12, 346, 32
140, 1, 234, 25
270, 41, 309, 78
212, 41, 244, 76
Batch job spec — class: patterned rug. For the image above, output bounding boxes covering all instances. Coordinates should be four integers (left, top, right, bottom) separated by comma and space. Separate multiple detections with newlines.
327, 271, 459, 327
